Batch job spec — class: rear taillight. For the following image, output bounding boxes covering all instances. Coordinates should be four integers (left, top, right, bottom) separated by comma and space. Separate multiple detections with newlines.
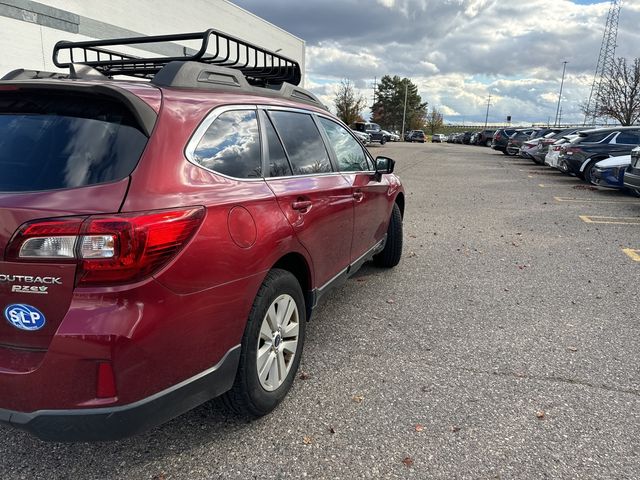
5, 207, 205, 287
564, 146, 582, 155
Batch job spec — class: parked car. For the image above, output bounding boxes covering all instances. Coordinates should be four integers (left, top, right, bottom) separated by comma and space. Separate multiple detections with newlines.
491, 128, 517, 154
0, 31, 405, 442
406, 130, 425, 143
475, 129, 497, 147
461, 131, 473, 144
623, 146, 640, 195
528, 128, 583, 165
382, 130, 400, 142
557, 127, 640, 182
351, 122, 388, 144
432, 133, 446, 143
351, 129, 372, 146
505, 128, 536, 156
545, 134, 581, 169
591, 155, 632, 190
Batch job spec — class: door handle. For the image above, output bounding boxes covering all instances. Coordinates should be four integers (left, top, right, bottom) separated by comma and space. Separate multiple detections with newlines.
353, 191, 364, 202
292, 200, 312, 211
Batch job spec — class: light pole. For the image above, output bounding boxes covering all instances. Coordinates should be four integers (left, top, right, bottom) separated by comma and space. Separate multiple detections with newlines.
401, 80, 408, 140
554, 61, 568, 127
483, 95, 492, 130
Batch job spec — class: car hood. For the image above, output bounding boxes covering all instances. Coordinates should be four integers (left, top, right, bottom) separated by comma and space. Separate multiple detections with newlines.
596, 155, 631, 168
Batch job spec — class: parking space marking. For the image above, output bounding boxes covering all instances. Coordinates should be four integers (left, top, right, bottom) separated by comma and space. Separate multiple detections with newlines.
579, 215, 640, 225
555, 196, 640, 205
539, 183, 578, 188
622, 248, 640, 262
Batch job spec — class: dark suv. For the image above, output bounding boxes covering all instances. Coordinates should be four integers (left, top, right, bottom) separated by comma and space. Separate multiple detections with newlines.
406, 130, 425, 143
0, 30, 405, 441
351, 122, 388, 144
475, 129, 496, 147
491, 128, 517, 154
557, 127, 640, 182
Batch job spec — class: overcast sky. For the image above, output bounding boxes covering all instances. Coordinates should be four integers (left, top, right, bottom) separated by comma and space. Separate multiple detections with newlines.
234, 0, 640, 126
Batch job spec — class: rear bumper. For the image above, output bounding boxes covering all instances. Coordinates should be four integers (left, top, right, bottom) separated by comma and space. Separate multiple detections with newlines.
0, 345, 240, 442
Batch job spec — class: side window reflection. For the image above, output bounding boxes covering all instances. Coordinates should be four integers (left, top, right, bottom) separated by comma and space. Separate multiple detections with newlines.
193, 110, 261, 178
318, 118, 370, 172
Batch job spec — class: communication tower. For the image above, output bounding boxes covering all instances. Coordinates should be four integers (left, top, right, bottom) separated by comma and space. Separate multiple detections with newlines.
583, 0, 622, 126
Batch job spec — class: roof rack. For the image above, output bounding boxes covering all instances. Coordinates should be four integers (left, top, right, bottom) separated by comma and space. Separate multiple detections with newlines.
53, 29, 302, 87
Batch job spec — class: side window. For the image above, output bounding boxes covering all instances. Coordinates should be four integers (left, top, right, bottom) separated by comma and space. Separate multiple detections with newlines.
269, 111, 332, 175
318, 117, 370, 172
615, 131, 640, 144
192, 110, 261, 178
585, 132, 613, 143
263, 114, 292, 177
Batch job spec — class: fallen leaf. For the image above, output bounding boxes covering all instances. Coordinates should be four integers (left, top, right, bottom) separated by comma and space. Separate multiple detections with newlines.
303, 435, 314, 445
352, 395, 364, 403
299, 371, 311, 380
567, 346, 578, 352
421, 386, 429, 393
402, 456, 414, 467
386, 299, 395, 304
414, 424, 424, 432
450, 425, 461, 433
328, 425, 336, 434
152, 475, 166, 480
536, 410, 545, 419
408, 251, 417, 258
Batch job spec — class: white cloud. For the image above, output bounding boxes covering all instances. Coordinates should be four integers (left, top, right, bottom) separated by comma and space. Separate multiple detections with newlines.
236, 0, 640, 124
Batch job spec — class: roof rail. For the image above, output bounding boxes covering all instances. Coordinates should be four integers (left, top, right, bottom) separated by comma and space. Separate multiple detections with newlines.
52, 29, 301, 87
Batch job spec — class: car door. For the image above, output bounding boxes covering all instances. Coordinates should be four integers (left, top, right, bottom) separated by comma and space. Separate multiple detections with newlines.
262, 109, 354, 288
316, 116, 391, 263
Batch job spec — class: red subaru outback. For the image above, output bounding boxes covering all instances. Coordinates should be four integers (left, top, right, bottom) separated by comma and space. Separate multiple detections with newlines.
0, 30, 404, 441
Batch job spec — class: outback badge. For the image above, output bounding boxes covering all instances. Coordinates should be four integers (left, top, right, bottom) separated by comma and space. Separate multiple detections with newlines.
4, 304, 46, 331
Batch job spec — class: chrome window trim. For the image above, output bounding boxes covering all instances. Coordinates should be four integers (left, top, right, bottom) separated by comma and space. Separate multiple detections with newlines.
184, 105, 265, 183
258, 105, 377, 173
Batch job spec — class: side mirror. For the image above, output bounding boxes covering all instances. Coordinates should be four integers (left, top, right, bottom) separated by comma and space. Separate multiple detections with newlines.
375, 156, 395, 176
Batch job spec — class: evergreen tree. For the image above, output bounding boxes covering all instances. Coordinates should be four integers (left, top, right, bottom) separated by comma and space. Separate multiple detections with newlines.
371, 75, 427, 133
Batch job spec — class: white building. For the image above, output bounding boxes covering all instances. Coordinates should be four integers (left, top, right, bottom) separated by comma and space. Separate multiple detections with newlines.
0, 0, 305, 83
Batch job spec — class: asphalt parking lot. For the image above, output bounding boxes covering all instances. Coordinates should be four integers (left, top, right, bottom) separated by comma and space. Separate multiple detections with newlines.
1, 142, 638, 479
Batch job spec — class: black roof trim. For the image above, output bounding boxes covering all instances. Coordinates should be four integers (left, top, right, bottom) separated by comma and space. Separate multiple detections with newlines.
52, 29, 301, 87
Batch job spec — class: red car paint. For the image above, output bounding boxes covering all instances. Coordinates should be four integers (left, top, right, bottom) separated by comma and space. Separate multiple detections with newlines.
0, 78, 404, 438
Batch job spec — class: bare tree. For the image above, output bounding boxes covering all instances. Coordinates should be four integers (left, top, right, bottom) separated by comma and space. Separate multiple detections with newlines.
595, 57, 640, 125
425, 108, 444, 135
334, 79, 366, 126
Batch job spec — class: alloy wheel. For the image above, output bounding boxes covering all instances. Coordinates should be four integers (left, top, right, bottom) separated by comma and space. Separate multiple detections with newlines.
256, 294, 300, 391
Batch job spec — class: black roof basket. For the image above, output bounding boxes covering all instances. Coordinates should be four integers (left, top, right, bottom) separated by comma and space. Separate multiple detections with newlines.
52, 29, 302, 87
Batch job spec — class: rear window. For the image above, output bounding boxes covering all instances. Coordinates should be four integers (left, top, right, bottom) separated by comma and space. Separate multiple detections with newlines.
0, 90, 148, 192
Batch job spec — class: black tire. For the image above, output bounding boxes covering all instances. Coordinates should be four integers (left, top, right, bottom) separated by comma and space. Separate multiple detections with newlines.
380, 136, 387, 145
374, 203, 403, 268
501, 149, 510, 155
485, 139, 492, 147
582, 159, 600, 184
221, 268, 306, 417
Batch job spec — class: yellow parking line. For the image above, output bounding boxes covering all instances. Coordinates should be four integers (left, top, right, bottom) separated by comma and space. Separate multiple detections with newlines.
623, 249, 640, 262
555, 196, 640, 205
579, 215, 640, 225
